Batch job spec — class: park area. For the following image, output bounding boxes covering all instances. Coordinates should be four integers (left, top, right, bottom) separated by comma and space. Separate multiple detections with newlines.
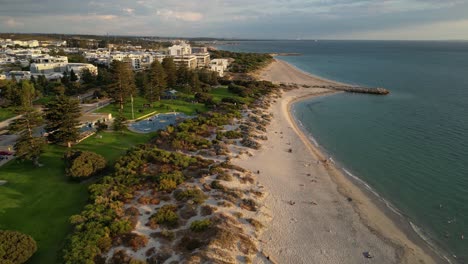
94, 87, 252, 120
0, 130, 155, 264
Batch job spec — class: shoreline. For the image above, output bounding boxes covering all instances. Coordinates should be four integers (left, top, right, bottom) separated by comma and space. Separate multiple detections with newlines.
235, 58, 448, 263
287, 92, 449, 264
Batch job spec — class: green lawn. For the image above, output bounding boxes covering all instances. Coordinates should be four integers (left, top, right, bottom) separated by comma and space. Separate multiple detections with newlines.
0, 108, 16, 122
0, 130, 155, 264
95, 96, 208, 120
95, 88, 251, 120
209, 86, 254, 104
33, 96, 55, 106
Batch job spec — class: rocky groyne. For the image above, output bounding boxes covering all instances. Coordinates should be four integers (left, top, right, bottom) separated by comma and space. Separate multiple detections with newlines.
309, 85, 390, 95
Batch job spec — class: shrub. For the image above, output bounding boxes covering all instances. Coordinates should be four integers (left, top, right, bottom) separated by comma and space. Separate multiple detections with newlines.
174, 188, 207, 204
210, 180, 225, 191
190, 219, 212, 232
179, 236, 203, 251
149, 205, 179, 229
223, 130, 242, 139
123, 233, 149, 251
241, 199, 258, 212
247, 218, 264, 231
0, 230, 37, 264
159, 179, 177, 192
64, 150, 107, 179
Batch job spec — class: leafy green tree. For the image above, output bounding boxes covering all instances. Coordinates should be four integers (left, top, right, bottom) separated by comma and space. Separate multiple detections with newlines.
64, 150, 107, 179
69, 69, 78, 82
189, 71, 201, 93
113, 113, 126, 131
80, 68, 96, 86
134, 71, 148, 97
162, 57, 177, 88
148, 60, 167, 102
107, 60, 136, 112
8, 108, 45, 166
44, 95, 81, 148
210, 71, 219, 86
176, 63, 190, 87
19, 80, 36, 108
61, 71, 70, 86
0, 80, 19, 106
0, 230, 37, 264
96, 67, 112, 86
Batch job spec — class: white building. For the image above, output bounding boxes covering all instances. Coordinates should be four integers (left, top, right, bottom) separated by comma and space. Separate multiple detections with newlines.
210, 59, 230, 77
32, 55, 68, 64
173, 55, 198, 69
30, 62, 68, 74
194, 53, 210, 68
30, 55, 69, 74
168, 42, 192, 56
7, 71, 31, 80
67, 63, 98, 76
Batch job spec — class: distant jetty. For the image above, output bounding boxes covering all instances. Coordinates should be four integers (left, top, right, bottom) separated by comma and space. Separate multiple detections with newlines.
309, 85, 390, 95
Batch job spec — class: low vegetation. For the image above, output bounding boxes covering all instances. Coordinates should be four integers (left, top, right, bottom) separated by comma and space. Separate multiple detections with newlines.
0, 230, 37, 264
64, 150, 107, 180
210, 50, 273, 73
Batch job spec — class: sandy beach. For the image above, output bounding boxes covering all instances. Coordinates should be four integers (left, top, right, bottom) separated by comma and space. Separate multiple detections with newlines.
234, 59, 442, 264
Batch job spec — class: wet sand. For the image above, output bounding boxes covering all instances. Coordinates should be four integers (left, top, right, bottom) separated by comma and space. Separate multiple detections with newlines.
234, 59, 442, 264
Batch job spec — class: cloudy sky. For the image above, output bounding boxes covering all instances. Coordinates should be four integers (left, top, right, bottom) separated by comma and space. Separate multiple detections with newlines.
1, 0, 468, 40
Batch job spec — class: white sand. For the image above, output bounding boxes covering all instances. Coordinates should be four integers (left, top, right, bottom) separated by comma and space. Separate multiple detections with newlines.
233, 59, 438, 264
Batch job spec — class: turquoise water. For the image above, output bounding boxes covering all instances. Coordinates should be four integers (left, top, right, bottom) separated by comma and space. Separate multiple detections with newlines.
218, 41, 468, 261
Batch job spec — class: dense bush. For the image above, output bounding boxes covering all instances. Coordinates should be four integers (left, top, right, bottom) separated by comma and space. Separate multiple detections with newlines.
210, 50, 273, 73
64, 150, 107, 179
149, 205, 179, 229
63, 147, 196, 263
0, 230, 37, 264
190, 219, 212, 232
174, 188, 207, 204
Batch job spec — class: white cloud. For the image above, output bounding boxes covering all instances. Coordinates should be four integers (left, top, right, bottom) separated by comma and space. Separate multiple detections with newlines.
156, 10, 204, 22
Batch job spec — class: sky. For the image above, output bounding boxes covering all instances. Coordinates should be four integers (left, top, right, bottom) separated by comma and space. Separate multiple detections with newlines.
1, 0, 468, 40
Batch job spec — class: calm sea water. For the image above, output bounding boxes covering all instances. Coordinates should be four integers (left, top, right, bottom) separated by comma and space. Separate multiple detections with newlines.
218, 40, 468, 261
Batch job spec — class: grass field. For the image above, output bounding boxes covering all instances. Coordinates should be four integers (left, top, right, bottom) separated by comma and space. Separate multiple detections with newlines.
95, 88, 248, 120
0, 130, 155, 264
209, 86, 254, 104
0, 108, 16, 122
95, 96, 208, 120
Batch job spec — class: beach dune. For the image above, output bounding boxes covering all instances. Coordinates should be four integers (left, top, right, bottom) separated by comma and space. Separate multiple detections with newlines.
234, 59, 441, 264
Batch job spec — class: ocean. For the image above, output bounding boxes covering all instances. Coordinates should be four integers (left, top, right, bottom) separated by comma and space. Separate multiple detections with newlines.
217, 40, 468, 262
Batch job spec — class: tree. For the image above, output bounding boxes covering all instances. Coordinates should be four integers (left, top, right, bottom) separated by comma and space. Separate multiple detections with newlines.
0, 230, 37, 264
19, 80, 36, 108
176, 64, 190, 87
64, 150, 107, 180
69, 69, 78, 82
107, 61, 136, 112
113, 113, 126, 131
8, 108, 45, 167
189, 71, 201, 93
148, 60, 167, 102
162, 57, 177, 88
44, 95, 81, 148
61, 71, 70, 86
81, 68, 96, 86
210, 71, 219, 86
